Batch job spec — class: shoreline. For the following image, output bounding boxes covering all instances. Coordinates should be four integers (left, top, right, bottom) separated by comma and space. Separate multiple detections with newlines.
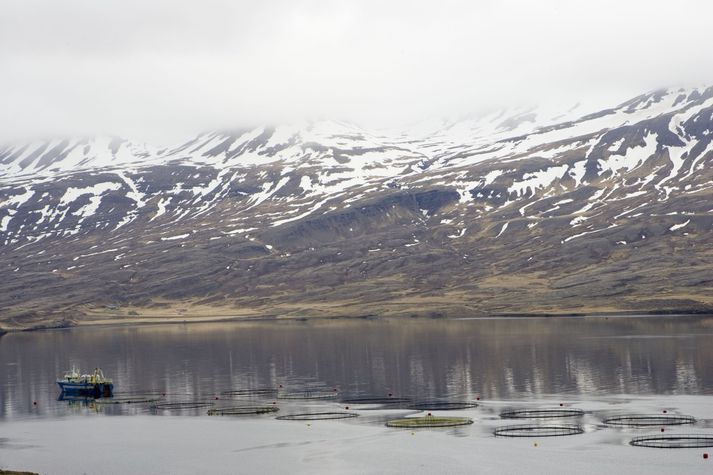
2, 308, 713, 334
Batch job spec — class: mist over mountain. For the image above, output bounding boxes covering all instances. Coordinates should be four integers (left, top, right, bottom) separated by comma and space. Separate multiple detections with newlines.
2, 86, 713, 329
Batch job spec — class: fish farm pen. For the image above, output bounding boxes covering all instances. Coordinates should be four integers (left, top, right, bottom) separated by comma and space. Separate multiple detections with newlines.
151, 401, 215, 411
603, 414, 696, 427
499, 409, 585, 419
408, 401, 478, 411
385, 416, 473, 428
94, 395, 163, 405
207, 406, 279, 416
630, 434, 713, 448
276, 390, 339, 400
340, 397, 412, 406
221, 389, 279, 398
276, 412, 359, 421
493, 424, 585, 437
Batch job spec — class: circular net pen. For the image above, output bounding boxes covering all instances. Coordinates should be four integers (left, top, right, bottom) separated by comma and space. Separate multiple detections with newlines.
341, 397, 412, 406
277, 390, 339, 400
603, 414, 696, 427
207, 406, 279, 416
276, 412, 358, 421
386, 416, 473, 429
112, 390, 167, 396
409, 401, 478, 411
630, 434, 713, 448
221, 389, 279, 398
500, 409, 585, 419
494, 424, 584, 437
151, 401, 215, 411
95, 395, 164, 405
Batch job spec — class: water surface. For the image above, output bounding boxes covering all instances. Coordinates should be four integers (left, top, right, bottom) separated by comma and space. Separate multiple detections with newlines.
2, 315, 713, 419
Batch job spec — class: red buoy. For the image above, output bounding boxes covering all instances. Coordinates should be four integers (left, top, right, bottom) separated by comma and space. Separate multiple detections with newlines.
345, 406, 350, 410
476, 397, 481, 401
388, 393, 393, 397
33, 401, 37, 406
703, 453, 709, 460
660, 428, 665, 433
559, 403, 564, 407
663, 410, 668, 414
215, 396, 219, 400
428, 412, 432, 417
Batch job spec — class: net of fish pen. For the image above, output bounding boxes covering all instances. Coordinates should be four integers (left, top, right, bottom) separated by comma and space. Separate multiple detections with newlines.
276, 412, 359, 421
221, 388, 279, 398
386, 416, 473, 428
603, 414, 696, 427
95, 395, 163, 405
151, 401, 215, 410
409, 401, 478, 411
207, 406, 279, 416
630, 434, 713, 448
340, 397, 411, 406
277, 390, 339, 400
499, 409, 584, 419
494, 424, 584, 437
112, 390, 167, 396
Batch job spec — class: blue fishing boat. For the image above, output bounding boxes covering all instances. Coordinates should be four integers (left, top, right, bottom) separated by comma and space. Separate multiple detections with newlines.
57, 367, 113, 397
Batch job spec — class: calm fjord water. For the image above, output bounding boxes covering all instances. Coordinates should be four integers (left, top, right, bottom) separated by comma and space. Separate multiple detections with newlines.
2, 316, 712, 418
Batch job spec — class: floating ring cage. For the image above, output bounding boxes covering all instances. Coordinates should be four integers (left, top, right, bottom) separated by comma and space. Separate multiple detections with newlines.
494, 424, 584, 437
277, 391, 338, 400
603, 414, 696, 427
386, 416, 473, 428
112, 390, 166, 396
500, 409, 584, 419
221, 388, 278, 398
276, 412, 358, 421
207, 406, 279, 416
152, 401, 215, 410
409, 401, 478, 411
341, 397, 411, 405
95, 395, 163, 405
630, 434, 713, 448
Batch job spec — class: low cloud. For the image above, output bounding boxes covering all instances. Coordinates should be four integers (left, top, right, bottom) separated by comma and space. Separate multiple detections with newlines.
1, 0, 712, 144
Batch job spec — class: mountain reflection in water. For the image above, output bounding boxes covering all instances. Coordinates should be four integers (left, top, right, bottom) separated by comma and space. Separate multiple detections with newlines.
1, 316, 712, 418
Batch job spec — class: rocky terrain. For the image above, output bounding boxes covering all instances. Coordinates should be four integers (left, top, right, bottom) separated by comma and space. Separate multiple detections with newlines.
2, 87, 713, 329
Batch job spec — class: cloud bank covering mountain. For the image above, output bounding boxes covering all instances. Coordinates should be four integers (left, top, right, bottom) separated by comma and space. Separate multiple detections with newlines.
1, 0, 713, 143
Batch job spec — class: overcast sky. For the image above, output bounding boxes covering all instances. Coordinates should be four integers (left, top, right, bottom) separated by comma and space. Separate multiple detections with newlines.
1, 0, 712, 144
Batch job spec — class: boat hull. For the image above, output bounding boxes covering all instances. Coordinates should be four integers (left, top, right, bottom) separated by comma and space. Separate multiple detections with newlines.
57, 381, 113, 398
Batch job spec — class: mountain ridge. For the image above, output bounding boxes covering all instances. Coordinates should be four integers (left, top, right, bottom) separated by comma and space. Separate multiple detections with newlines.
2, 86, 713, 329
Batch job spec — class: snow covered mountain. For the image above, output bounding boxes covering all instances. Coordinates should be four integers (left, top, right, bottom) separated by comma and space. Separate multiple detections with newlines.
2, 86, 713, 329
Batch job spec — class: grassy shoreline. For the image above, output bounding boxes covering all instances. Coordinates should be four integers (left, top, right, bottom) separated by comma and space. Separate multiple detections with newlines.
2, 307, 712, 334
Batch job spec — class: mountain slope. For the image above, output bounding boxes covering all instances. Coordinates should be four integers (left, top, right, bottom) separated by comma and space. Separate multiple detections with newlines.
2, 87, 713, 329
